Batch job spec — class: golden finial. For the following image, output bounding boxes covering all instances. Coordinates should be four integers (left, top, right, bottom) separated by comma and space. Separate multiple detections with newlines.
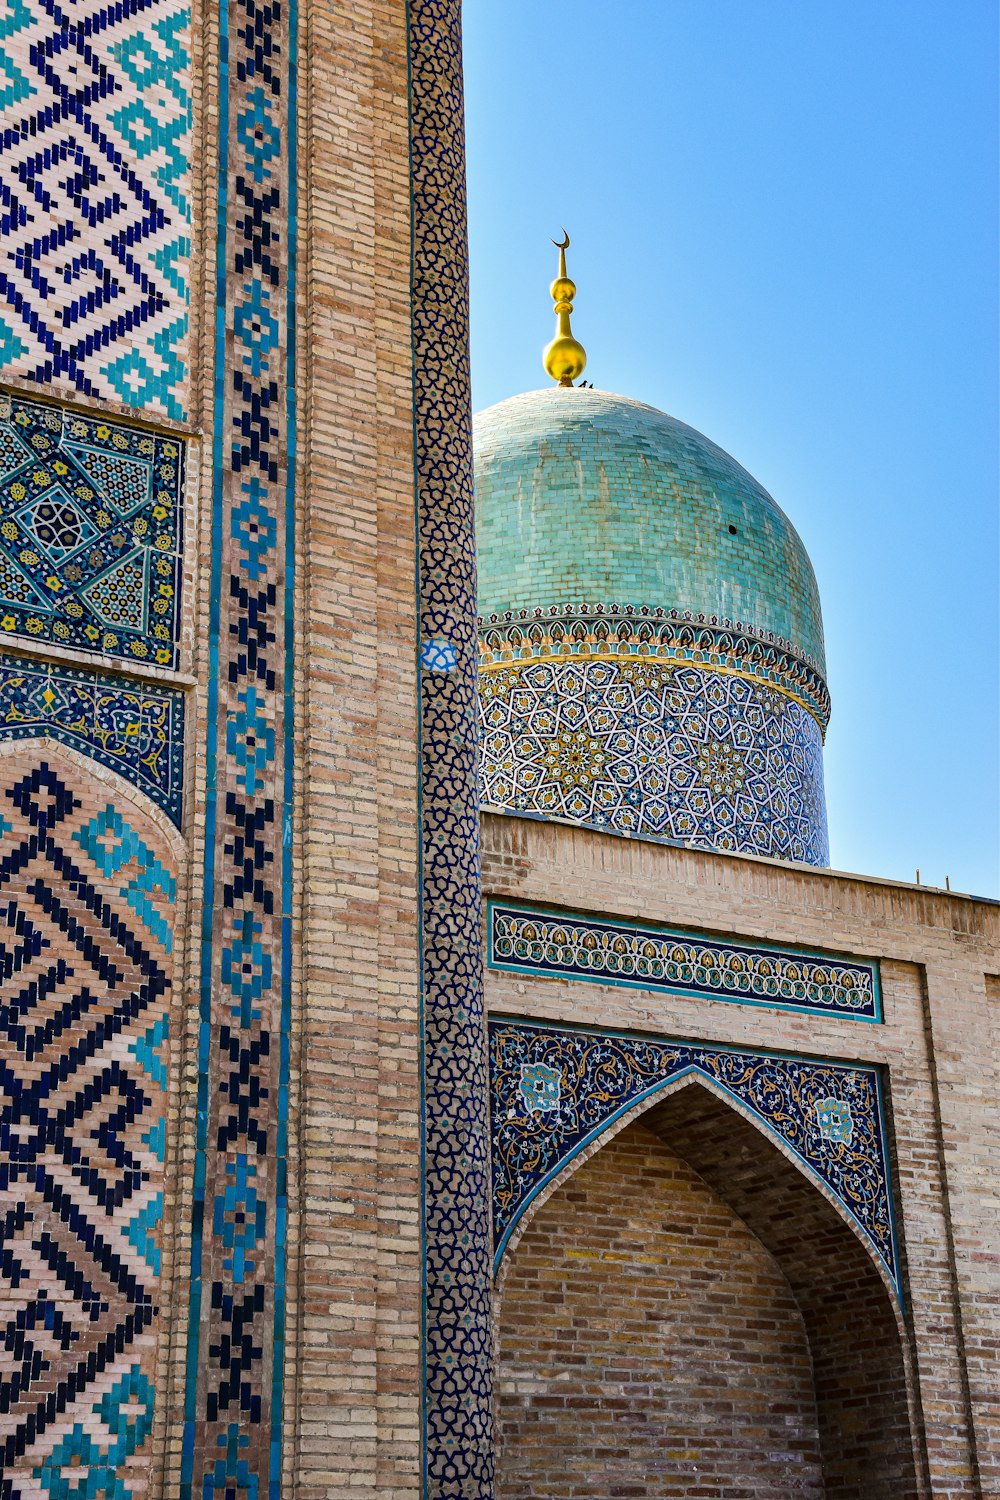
543, 230, 587, 386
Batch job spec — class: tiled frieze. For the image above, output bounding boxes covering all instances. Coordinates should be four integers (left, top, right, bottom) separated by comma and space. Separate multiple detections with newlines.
0, 395, 184, 669
180, 0, 296, 1487
488, 903, 881, 1021
0, 651, 184, 824
410, 0, 495, 1494
0, 757, 175, 1500
479, 650, 830, 866
488, 1018, 899, 1299
0, 0, 191, 419
478, 603, 831, 727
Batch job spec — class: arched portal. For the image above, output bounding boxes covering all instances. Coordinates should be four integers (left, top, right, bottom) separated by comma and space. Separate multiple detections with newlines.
495, 1078, 922, 1500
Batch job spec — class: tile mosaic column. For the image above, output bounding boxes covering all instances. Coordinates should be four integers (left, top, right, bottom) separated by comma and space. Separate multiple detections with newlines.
409, 1, 495, 1494
180, 0, 297, 1489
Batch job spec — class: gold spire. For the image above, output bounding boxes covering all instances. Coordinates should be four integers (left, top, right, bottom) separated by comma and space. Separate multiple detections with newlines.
543, 231, 587, 387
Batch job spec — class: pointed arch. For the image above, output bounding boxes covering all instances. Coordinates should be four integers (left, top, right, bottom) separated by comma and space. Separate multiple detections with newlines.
494, 1065, 928, 1499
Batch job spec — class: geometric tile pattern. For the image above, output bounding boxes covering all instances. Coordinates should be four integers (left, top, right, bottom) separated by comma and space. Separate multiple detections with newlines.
410, 2, 494, 1495
180, 0, 296, 1487
488, 902, 881, 1021
0, 760, 174, 1500
478, 603, 831, 728
0, 395, 184, 668
480, 653, 830, 866
0, 0, 190, 420
488, 1018, 899, 1298
0, 652, 184, 824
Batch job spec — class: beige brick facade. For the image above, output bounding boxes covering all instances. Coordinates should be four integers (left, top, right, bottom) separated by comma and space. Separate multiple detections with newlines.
0, 0, 995, 1494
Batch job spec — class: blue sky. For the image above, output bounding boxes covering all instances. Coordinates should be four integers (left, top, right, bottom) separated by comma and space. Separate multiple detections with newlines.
464, 0, 999, 898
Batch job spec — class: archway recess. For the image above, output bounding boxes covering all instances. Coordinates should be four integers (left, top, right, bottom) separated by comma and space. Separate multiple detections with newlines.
495, 1078, 924, 1500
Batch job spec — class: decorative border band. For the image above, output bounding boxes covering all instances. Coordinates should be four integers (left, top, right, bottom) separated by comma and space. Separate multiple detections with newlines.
478, 603, 830, 731
181, 0, 297, 1487
488, 1017, 900, 1299
488, 902, 881, 1022
0, 651, 185, 825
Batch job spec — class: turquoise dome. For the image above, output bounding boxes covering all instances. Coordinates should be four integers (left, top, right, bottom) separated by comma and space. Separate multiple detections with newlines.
474, 386, 826, 677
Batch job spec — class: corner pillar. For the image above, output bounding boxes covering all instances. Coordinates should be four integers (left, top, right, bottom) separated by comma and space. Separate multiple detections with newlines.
409, 1, 496, 1494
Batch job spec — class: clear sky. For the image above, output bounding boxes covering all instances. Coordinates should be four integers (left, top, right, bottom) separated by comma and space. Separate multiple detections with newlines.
463, 0, 999, 899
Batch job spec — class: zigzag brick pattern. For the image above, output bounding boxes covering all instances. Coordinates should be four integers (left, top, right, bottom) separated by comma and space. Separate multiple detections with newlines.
180, 0, 295, 1488
0, 0, 191, 419
0, 754, 174, 1500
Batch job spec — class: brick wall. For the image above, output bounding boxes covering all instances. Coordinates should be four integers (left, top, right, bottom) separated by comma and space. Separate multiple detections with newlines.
645, 1086, 920, 1498
496, 1119, 827, 1499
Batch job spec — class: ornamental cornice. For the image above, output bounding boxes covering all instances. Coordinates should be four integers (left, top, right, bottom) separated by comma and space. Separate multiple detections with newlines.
477, 601, 831, 732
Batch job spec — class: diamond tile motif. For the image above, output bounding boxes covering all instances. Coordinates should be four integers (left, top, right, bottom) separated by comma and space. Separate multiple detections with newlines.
0, 394, 183, 667
0, 760, 175, 1499
0, 0, 191, 419
181, 0, 296, 1487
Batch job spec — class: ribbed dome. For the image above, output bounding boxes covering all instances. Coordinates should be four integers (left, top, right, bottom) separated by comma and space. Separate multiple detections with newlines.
474, 386, 826, 677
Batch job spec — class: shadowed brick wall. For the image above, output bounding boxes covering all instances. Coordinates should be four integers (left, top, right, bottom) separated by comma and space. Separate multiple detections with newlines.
643, 1087, 922, 1499
495, 1120, 826, 1499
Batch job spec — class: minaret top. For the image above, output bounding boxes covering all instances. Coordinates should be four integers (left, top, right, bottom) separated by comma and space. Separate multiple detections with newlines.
542, 231, 587, 387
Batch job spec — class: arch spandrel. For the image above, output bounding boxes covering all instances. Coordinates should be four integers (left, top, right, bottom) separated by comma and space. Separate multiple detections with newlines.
488, 1017, 901, 1304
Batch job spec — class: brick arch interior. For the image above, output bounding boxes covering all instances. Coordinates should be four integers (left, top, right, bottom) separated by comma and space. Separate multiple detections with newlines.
0, 747, 180, 1496
496, 1080, 923, 1500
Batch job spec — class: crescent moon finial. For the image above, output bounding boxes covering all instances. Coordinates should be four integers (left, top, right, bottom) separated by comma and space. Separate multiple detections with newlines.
543, 230, 587, 387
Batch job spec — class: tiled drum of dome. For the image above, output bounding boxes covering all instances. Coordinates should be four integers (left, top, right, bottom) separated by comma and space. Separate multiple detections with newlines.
0, 395, 184, 668
474, 388, 833, 867
480, 647, 829, 865
0, 0, 191, 419
0, 759, 175, 1500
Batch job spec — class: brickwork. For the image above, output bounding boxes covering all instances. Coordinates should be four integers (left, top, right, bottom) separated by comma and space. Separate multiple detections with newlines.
644, 1085, 919, 1497
290, 1, 422, 1496
497, 1120, 827, 1499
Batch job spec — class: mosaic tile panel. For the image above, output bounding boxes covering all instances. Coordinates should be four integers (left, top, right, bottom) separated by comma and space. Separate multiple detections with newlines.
489, 1018, 899, 1299
0, 651, 184, 824
0, 760, 174, 1499
410, 1, 495, 1495
480, 652, 830, 866
488, 903, 881, 1022
0, 395, 184, 668
0, 0, 191, 419
180, 0, 296, 1487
